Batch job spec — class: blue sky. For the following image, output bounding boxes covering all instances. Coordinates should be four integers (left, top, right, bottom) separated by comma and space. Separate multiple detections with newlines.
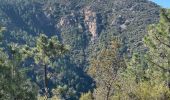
150, 0, 170, 8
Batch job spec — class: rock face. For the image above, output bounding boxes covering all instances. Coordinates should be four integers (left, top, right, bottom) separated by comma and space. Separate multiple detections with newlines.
84, 6, 98, 38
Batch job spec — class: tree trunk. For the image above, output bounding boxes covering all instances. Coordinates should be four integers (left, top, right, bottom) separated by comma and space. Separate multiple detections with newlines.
44, 64, 48, 99
106, 85, 111, 100
168, 53, 170, 88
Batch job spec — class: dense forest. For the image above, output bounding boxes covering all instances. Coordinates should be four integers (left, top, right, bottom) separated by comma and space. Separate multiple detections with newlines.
0, 0, 170, 100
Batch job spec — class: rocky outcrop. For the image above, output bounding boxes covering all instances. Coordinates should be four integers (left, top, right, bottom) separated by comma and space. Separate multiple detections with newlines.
57, 6, 98, 39
83, 6, 98, 38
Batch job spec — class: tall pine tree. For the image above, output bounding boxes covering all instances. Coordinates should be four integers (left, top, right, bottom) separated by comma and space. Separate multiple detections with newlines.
144, 9, 170, 87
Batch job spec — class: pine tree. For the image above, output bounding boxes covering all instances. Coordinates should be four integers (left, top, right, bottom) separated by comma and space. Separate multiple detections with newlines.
143, 8, 170, 87
88, 39, 125, 100
113, 9, 170, 100
0, 39, 38, 100
21, 34, 69, 99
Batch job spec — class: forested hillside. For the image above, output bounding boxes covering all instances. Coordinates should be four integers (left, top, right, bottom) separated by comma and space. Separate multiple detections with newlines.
1, 0, 170, 100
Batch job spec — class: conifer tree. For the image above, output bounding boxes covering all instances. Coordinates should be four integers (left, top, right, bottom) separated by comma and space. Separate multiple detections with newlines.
21, 34, 69, 99
114, 9, 170, 100
144, 8, 170, 86
0, 27, 38, 100
88, 39, 125, 100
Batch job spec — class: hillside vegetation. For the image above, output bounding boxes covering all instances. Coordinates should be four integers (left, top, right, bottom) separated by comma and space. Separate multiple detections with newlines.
1, 0, 170, 100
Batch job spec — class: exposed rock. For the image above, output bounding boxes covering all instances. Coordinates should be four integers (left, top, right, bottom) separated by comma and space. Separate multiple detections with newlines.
57, 15, 77, 30
120, 24, 127, 30
83, 6, 98, 38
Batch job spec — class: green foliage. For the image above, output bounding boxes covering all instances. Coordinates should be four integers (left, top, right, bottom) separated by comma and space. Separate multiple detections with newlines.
112, 53, 170, 100
144, 8, 170, 85
88, 39, 125, 100
21, 34, 69, 98
112, 9, 170, 100
80, 91, 93, 100
51, 85, 77, 100
32, 34, 69, 65
112, 80, 170, 100
0, 0, 162, 99
9, 46, 38, 100
0, 44, 38, 100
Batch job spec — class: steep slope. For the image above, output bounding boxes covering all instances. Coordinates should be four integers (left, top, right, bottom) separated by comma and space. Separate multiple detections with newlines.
0, 0, 160, 99
0, 0, 160, 52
